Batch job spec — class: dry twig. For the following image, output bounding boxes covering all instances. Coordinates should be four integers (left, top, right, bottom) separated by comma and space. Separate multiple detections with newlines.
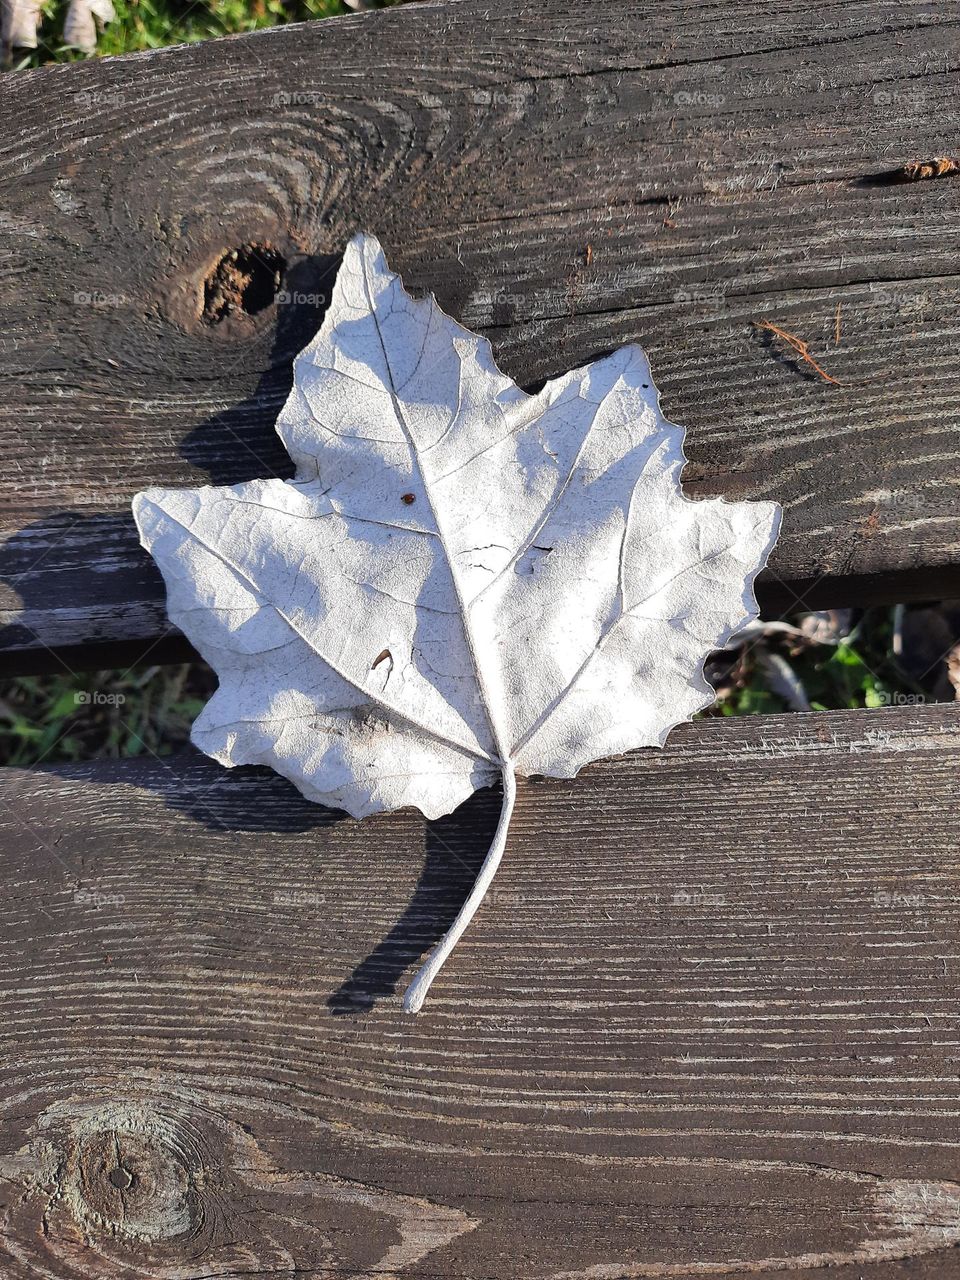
753, 319, 842, 385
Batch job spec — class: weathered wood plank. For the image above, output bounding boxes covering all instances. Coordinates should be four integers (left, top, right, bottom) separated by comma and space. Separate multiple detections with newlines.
2, 704, 960, 1276
2, 1, 960, 668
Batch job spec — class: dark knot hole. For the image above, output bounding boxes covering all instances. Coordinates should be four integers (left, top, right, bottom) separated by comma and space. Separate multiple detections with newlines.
203, 243, 286, 322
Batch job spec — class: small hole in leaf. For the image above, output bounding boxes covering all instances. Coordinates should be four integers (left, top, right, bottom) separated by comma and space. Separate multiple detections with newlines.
203, 244, 286, 323
372, 649, 391, 669
401, 493, 416, 505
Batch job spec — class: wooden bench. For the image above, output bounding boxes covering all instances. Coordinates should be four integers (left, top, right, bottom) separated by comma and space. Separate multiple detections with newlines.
2, 2, 960, 1274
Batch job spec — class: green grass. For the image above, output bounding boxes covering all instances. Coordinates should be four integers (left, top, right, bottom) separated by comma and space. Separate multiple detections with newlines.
0, 664, 215, 766
707, 608, 922, 718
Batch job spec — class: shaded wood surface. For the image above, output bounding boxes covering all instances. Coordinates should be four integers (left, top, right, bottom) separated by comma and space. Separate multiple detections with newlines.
3, 703, 960, 1276
2, 0, 960, 669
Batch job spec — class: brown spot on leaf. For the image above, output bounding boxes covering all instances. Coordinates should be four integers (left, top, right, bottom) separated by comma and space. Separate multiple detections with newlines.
401, 493, 416, 505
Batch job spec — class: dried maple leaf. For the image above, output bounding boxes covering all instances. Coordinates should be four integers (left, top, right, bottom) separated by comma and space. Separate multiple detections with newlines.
134, 233, 780, 1012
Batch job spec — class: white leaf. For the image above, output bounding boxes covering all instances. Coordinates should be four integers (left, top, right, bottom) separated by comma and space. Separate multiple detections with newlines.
134, 233, 780, 1011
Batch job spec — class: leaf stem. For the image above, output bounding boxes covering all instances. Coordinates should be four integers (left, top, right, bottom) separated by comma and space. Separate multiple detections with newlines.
402, 763, 517, 1014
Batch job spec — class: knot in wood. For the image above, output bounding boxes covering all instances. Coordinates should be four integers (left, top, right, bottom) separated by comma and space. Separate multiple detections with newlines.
59, 1100, 204, 1245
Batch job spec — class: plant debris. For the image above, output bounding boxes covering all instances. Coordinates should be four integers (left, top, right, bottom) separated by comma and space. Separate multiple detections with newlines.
753, 319, 842, 386
898, 156, 960, 182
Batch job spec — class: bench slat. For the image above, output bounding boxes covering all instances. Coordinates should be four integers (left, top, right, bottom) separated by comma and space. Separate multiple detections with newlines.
1, 703, 959, 1275
2, 1, 960, 670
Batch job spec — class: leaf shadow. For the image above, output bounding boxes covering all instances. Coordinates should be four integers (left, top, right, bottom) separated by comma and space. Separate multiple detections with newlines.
27, 742, 501, 1016
31, 748, 345, 835
328, 784, 500, 1015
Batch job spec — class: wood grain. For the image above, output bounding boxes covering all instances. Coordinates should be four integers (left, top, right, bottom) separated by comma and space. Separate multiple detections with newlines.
2, 0, 960, 669
3, 703, 960, 1276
